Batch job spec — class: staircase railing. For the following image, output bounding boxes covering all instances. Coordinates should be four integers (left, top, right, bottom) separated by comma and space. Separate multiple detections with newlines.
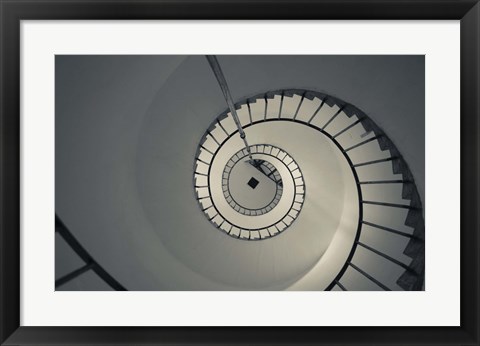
55, 214, 127, 291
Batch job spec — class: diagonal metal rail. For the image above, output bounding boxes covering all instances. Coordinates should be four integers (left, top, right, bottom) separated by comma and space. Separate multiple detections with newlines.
55, 214, 127, 290
206, 55, 252, 160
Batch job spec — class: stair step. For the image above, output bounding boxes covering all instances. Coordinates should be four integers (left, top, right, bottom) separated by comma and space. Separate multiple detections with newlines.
335, 121, 376, 149
201, 134, 220, 153
218, 113, 237, 135
280, 94, 303, 119
359, 224, 413, 263
206, 208, 218, 220
240, 229, 250, 239
230, 226, 241, 237
249, 98, 266, 122
310, 103, 341, 129
341, 265, 385, 291
259, 229, 270, 238
235, 104, 251, 127
250, 231, 261, 240
196, 186, 210, 199
352, 245, 408, 291
324, 111, 358, 136
291, 168, 302, 179
194, 174, 208, 187
276, 222, 287, 232
265, 227, 276, 236
361, 183, 409, 205
270, 146, 281, 157
198, 196, 213, 210
219, 221, 232, 233
295, 96, 322, 123
211, 214, 224, 227
356, 161, 403, 182
346, 139, 391, 164
209, 123, 228, 143
266, 95, 282, 119
195, 161, 209, 175
197, 147, 214, 164
363, 204, 414, 233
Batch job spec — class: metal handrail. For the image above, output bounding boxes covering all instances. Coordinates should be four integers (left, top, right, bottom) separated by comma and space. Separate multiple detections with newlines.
55, 214, 127, 291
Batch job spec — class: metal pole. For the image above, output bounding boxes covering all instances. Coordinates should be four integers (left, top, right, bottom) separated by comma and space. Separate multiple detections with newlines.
206, 55, 252, 160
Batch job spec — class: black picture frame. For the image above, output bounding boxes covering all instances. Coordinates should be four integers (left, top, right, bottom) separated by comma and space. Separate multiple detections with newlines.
1, 0, 479, 345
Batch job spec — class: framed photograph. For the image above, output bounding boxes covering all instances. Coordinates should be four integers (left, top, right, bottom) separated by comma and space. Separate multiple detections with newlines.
1, 0, 478, 345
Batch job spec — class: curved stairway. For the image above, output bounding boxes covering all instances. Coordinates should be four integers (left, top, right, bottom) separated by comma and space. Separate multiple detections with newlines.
56, 88, 424, 292
193, 89, 425, 291
54, 54, 425, 292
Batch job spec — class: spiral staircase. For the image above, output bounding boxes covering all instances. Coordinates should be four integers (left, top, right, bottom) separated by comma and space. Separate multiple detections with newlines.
55, 55, 424, 291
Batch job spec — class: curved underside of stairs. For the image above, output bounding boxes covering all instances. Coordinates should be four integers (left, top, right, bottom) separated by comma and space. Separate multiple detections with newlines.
189, 89, 424, 291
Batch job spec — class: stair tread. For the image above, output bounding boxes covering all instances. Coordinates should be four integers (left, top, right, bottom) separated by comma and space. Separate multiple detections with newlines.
324, 111, 357, 135
266, 95, 282, 118
310, 103, 341, 129
363, 204, 413, 233
219, 114, 238, 134
352, 246, 408, 291
336, 122, 376, 148
194, 174, 208, 187
195, 161, 209, 175
201, 135, 220, 153
361, 183, 409, 205
356, 161, 403, 181
236, 104, 251, 127
347, 140, 391, 164
249, 98, 266, 122
209, 124, 228, 143
280, 94, 303, 119
359, 224, 413, 263
341, 265, 385, 291
295, 97, 322, 123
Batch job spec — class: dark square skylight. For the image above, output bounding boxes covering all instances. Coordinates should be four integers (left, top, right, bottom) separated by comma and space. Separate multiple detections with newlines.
247, 177, 259, 189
